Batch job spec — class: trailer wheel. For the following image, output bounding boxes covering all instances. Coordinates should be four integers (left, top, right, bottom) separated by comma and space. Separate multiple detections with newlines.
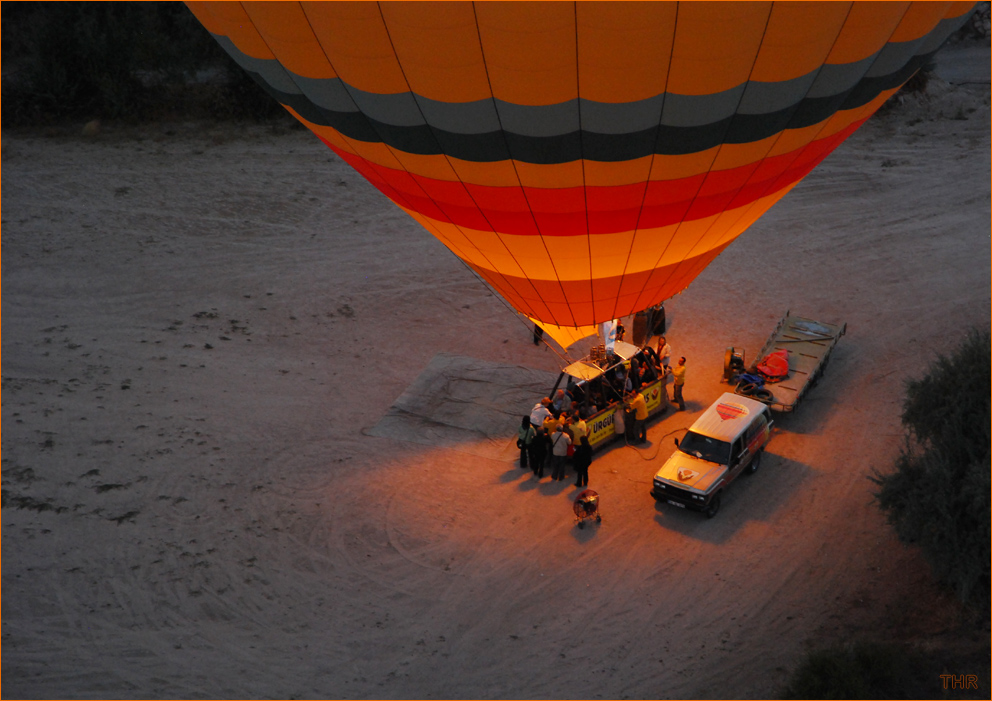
704, 493, 722, 519
754, 388, 773, 403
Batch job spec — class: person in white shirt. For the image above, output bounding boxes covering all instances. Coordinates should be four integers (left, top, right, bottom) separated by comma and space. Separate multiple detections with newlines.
657, 336, 672, 375
551, 388, 572, 416
549, 425, 572, 482
530, 397, 553, 427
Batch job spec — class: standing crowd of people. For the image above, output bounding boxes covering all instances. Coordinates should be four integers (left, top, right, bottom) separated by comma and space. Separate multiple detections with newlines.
518, 397, 592, 486
516, 335, 688, 485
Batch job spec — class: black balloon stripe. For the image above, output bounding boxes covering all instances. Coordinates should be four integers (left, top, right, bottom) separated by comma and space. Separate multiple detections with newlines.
245, 49, 937, 165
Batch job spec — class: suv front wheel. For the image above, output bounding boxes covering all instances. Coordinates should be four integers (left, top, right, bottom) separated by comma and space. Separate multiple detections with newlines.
704, 493, 722, 519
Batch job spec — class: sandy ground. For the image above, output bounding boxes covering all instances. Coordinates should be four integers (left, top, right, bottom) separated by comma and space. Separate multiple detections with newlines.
2, 58, 989, 698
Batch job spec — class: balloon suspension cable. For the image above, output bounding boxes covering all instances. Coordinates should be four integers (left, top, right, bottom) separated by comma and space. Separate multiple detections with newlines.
451, 257, 575, 371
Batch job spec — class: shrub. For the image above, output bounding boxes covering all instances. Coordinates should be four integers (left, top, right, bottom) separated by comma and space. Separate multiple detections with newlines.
871, 329, 991, 612
782, 640, 991, 699
780, 642, 944, 699
1, 2, 286, 125
5, 3, 149, 123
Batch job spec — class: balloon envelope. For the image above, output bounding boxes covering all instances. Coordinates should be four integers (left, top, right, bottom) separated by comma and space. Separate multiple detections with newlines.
186, 1, 975, 331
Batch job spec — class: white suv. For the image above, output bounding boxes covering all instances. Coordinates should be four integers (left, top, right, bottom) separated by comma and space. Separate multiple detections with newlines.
651, 393, 773, 518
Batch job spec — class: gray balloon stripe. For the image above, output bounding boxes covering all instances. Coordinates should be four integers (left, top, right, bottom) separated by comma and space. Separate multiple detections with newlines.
867, 13, 972, 77
214, 29, 940, 137
247, 43, 939, 166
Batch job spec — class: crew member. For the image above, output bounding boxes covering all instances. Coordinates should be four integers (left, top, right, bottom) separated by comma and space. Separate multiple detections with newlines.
629, 391, 648, 443
530, 397, 553, 427
672, 357, 686, 411
657, 336, 672, 375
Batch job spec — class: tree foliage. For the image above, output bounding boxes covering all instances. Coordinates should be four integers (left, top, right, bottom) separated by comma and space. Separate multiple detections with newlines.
781, 641, 990, 700
2, 2, 285, 125
781, 642, 942, 699
871, 329, 991, 611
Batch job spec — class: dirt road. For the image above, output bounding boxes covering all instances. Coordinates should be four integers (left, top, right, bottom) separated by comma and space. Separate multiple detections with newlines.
2, 73, 988, 698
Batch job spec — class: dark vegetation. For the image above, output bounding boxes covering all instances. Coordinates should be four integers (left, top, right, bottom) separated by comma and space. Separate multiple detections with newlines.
1, 1, 287, 126
872, 328, 991, 614
783, 330, 991, 699
781, 641, 988, 700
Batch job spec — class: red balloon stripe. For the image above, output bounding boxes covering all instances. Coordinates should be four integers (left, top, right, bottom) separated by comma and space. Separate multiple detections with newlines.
319, 118, 864, 238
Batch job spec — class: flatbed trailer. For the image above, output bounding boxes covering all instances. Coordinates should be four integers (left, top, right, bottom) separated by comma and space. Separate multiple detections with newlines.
731, 311, 846, 412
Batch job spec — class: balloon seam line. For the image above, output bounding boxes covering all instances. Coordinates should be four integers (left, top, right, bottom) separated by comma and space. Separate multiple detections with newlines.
369, 1, 556, 324
609, 2, 680, 323
470, 0, 579, 329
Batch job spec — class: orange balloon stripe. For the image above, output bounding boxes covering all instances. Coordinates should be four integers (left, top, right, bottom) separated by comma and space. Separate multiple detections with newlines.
473, 1, 579, 107
468, 247, 733, 328
299, 1, 411, 94
242, 2, 337, 80
632, 244, 731, 316
209, 2, 973, 104
186, 1, 275, 59
575, 1, 678, 104
890, 2, 959, 43
665, 1, 772, 96
376, 2, 499, 104
748, 2, 853, 82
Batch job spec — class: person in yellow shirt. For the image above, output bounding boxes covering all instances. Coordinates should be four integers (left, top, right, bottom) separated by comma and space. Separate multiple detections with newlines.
672, 356, 686, 411
568, 411, 588, 443
542, 413, 561, 438
629, 391, 649, 443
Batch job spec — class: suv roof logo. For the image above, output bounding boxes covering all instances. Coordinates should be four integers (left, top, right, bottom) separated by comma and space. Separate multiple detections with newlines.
716, 402, 749, 421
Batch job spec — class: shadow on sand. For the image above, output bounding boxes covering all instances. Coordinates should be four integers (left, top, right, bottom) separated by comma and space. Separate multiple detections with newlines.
650, 452, 816, 544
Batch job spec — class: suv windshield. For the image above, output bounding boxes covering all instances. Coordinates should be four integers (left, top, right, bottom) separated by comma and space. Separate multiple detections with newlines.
678, 431, 731, 465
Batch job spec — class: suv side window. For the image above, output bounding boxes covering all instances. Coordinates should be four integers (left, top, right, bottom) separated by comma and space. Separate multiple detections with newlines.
731, 437, 744, 466
745, 413, 766, 447
753, 414, 765, 440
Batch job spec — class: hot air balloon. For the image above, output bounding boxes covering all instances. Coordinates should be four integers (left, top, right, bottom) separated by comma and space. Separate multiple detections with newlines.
186, 1, 976, 348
